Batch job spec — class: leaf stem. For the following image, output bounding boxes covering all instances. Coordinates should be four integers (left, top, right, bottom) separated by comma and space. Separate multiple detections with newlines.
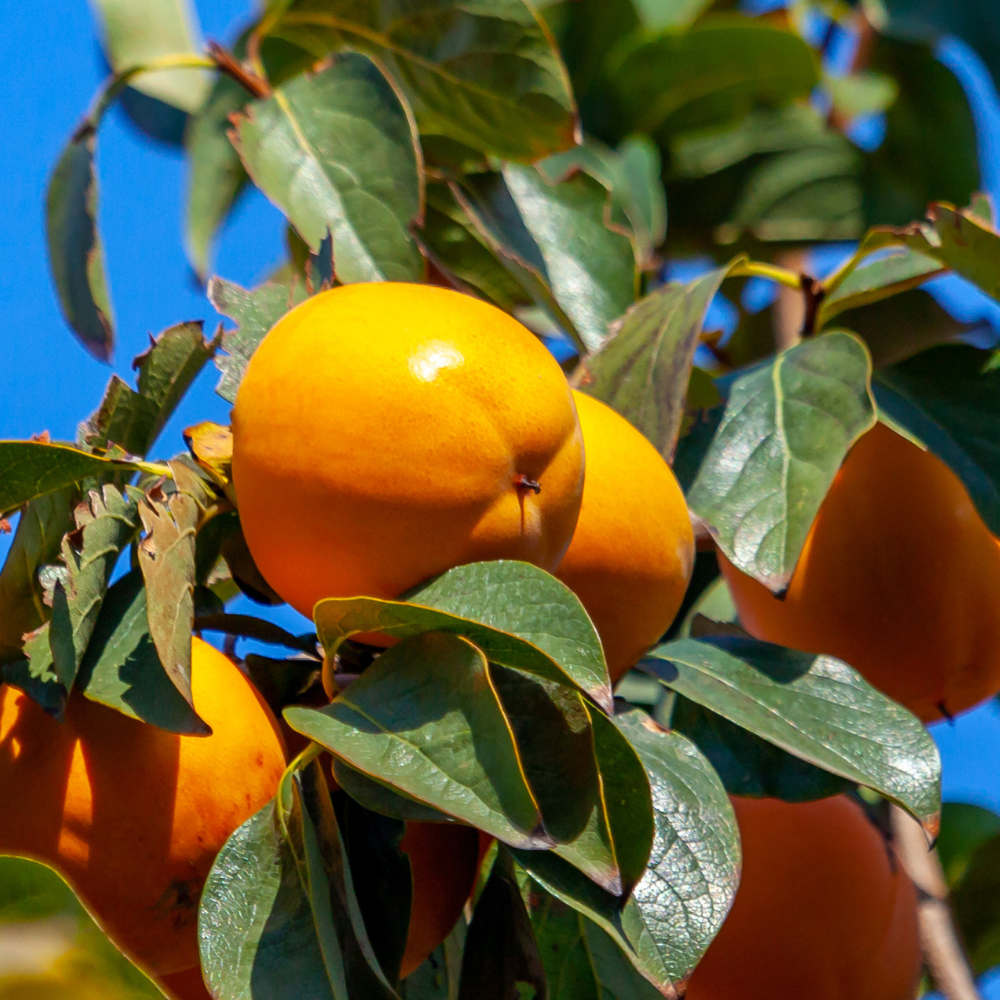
206, 41, 271, 99
729, 259, 803, 290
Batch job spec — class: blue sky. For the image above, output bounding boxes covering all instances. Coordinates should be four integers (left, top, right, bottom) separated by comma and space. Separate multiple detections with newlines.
2, 4, 1000, 989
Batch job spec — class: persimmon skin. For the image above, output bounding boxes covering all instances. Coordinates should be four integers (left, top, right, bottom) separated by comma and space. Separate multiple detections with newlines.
686, 795, 921, 1000
232, 282, 585, 616
0, 639, 286, 975
720, 421, 1000, 722
157, 965, 213, 1000
555, 392, 694, 683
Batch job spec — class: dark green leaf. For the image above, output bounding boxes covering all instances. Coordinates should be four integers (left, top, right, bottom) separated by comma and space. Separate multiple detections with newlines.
583, 260, 739, 463
90, 0, 209, 112
538, 135, 666, 268
243, 655, 322, 717
419, 183, 528, 309
0, 442, 144, 518
315, 560, 612, 713
398, 923, 465, 999
0, 488, 78, 666
137, 462, 215, 705
670, 694, 855, 801
200, 800, 338, 1000
185, 74, 250, 279
687, 331, 876, 593
337, 796, 412, 983
641, 634, 942, 832
75, 568, 209, 734
46, 125, 114, 361
293, 763, 398, 997
210, 275, 309, 404
865, 37, 979, 227
632, 0, 714, 29
284, 631, 550, 849
333, 761, 454, 824
458, 850, 546, 1000
270, 0, 578, 161
232, 54, 423, 282
608, 16, 818, 142
873, 344, 1000, 536
24, 484, 144, 696
818, 249, 944, 329
937, 802, 1000, 888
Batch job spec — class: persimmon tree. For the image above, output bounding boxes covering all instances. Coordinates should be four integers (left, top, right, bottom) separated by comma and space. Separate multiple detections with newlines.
2, 0, 1000, 998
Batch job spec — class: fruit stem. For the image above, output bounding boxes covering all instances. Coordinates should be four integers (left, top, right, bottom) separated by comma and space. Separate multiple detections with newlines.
514, 474, 541, 495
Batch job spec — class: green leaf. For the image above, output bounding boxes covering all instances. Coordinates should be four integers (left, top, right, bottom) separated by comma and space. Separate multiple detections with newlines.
514, 707, 739, 994
137, 462, 216, 706
78, 321, 219, 459
608, 16, 818, 142
185, 73, 250, 279
865, 200, 1000, 302
873, 344, 1000, 536
825, 288, 974, 369
0, 488, 78, 666
23, 484, 144, 697
951, 829, 1000, 975
583, 259, 739, 463
538, 136, 667, 268
269, 0, 578, 161
398, 923, 465, 999
612, 705, 740, 988
670, 694, 855, 801
199, 800, 338, 1000
419, 183, 528, 309
232, 53, 423, 283
937, 802, 1000, 888
687, 331, 876, 593
454, 165, 636, 354
827, 70, 898, 117
90, 0, 209, 113
641, 634, 942, 833
75, 567, 208, 734
293, 763, 398, 996
527, 889, 663, 1000
332, 761, 454, 824
0, 856, 168, 998
818, 249, 944, 329
0, 441, 144, 517
458, 849, 546, 1000
45, 126, 114, 361
210, 274, 309, 404
284, 631, 550, 849
866, 37, 979, 227
315, 560, 612, 713
632, 0, 714, 29
500, 162, 636, 352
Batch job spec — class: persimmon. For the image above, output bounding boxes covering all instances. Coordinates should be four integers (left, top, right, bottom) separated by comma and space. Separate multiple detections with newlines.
555, 391, 694, 682
720, 421, 1000, 722
0, 638, 286, 975
686, 795, 921, 1000
232, 282, 585, 616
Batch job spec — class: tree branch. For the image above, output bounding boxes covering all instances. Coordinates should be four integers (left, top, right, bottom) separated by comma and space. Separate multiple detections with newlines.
891, 805, 983, 1000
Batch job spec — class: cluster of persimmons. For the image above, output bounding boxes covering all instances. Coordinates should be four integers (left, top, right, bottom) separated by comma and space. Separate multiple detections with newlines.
3, 282, 1000, 999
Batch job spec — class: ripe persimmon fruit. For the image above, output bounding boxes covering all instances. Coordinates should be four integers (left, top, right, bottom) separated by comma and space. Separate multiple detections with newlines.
0, 638, 286, 975
157, 965, 212, 1000
686, 795, 921, 1000
232, 283, 585, 616
555, 391, 694, 683
720, 421, 1000, 722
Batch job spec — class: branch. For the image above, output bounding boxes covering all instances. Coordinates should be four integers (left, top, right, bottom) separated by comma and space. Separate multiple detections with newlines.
891, 805, 983, 1000
206, 41, 271, 100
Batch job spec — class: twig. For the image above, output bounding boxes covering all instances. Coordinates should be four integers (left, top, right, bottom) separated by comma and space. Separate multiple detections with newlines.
206, 41, 271, 99
772, 249, 809, 349
891, 805, 983, 1000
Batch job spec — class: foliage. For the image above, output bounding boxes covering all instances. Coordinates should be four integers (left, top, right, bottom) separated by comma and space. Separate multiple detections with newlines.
6, 0, 1000, 994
